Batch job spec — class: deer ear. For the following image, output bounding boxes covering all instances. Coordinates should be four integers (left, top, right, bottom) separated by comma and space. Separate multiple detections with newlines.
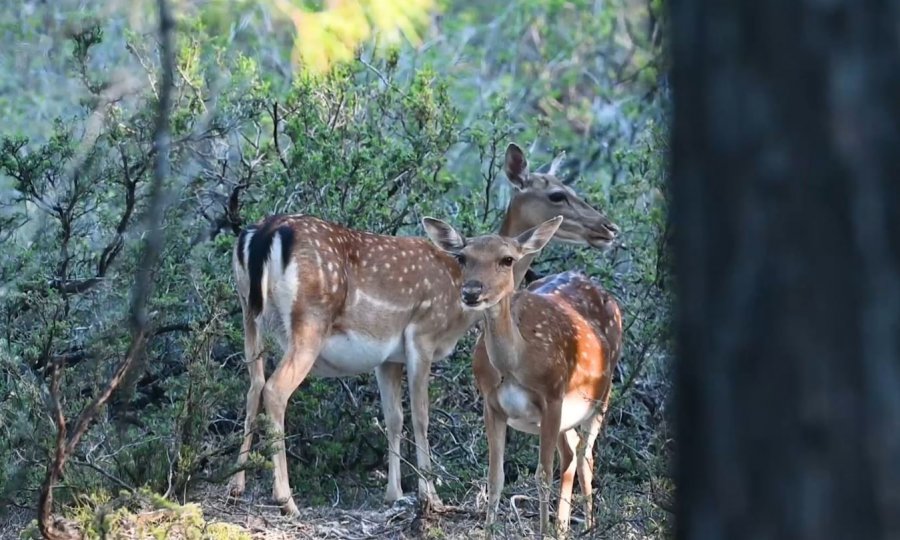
547, 150, 566, 176
516, 216, 563, 254
535, 150, 566, 176
504, 143, 530, 189
422, 217, 466, 253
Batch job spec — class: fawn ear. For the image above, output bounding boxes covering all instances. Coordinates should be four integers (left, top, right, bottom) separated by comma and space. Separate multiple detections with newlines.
504, 143, 531, 190
516, 216, 563, 254
422, 217, 466, 253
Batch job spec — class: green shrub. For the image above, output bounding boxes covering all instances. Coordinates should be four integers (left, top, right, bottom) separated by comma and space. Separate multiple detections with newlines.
1, 0, 671, 536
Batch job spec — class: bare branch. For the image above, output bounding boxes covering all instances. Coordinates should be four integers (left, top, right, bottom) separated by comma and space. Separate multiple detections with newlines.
35, 1, 175, 537
271, 102, 289, 171
36, 363, 66, 540
130, 0, 175, 333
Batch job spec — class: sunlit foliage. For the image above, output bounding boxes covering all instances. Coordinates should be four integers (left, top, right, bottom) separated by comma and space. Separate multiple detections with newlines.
270, 0, 437, 73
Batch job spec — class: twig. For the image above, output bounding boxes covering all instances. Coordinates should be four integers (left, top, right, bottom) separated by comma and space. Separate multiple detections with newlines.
70, 460, 135, 494
339, 380, 360, 409
358, 58, 393, 89
510, 494, 531, 537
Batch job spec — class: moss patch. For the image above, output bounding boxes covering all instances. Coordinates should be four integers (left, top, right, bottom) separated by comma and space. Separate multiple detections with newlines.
19, 490, 251, 540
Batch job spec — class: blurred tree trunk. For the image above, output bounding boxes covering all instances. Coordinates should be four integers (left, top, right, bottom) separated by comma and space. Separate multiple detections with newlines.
670, 0, 900, 539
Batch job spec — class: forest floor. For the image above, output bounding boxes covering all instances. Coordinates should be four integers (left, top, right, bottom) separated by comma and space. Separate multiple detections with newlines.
197, 481, 604, 540
201, 485, 485, 540
1, 485, 530, 540
2, 482, 645, 539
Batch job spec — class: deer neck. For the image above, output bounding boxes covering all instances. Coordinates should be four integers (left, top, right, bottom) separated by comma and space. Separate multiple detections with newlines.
482, 294, 525, 376
499, 201, 539, 287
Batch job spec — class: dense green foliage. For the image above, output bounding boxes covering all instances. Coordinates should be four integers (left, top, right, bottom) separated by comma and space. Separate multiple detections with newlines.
0, 0, 670, 537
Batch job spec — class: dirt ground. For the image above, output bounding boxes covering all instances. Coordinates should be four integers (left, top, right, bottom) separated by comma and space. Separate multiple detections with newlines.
2, 460, 669, 540
203, 490, 484, 540
2, 488, 622, 540
1, 487, 538, 540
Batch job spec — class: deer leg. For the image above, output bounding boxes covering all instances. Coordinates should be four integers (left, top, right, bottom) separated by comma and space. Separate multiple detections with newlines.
229, 306, 265, 498
484, 404, 507, 537
375, 361, 405, 503
404, 336, 442, 510
557, 429, 580, 536
262, 320, 325, 516
537, 402, 562, 538
577, 411, 605, 530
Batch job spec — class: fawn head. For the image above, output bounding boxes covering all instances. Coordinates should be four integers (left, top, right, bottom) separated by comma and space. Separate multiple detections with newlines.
423, 216, 563, 311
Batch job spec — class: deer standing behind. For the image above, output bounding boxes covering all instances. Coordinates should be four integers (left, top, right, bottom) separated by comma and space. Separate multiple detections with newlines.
422, 216, 622, 538
227, 143, 620, 516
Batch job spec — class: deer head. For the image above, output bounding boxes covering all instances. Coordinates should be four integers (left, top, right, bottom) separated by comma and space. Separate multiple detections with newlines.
503, 143, 619, 248
423, 216, 564, 310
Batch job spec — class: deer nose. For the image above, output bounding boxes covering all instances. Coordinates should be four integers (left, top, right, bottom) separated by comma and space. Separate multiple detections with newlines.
461, 281, 484, 306
603, 221, 620, 237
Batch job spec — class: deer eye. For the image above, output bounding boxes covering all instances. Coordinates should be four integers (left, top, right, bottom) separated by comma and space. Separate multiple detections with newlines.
454, 253, 466, 266
548, 191, 567, 203
500, 256, 515, 267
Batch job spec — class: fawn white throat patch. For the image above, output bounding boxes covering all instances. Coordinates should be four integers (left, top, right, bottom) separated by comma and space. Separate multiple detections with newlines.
497, 381, 541, 433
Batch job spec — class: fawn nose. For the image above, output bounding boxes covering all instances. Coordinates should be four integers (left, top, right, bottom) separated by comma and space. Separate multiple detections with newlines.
461, 281, 484, 306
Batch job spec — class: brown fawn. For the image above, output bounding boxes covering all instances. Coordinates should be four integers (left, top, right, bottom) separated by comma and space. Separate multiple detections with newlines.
228, 144, 619, 516
422, 215, 622, 537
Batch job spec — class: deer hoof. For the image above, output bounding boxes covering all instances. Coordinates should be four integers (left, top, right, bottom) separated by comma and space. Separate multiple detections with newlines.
422, 492, 445, 513
384, 485, 403, 504
279, 497, 300, 518
226, 475, 245, 498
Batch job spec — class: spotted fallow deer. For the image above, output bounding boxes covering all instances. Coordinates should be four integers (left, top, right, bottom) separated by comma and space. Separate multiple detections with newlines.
422, 216, 622, 537
227, 143, 619, 516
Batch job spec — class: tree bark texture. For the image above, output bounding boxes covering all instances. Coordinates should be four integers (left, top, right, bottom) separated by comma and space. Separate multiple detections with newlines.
671, 0, 900, 538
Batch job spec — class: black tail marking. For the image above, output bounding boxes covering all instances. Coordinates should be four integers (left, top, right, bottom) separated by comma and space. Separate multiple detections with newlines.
247, 215, 296, 316
236, 226, 256, 269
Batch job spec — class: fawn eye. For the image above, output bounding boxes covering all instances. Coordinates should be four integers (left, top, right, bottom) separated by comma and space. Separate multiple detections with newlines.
500, 256, 515, 267
454, 253, 466, 266
548, 191, 567, 203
